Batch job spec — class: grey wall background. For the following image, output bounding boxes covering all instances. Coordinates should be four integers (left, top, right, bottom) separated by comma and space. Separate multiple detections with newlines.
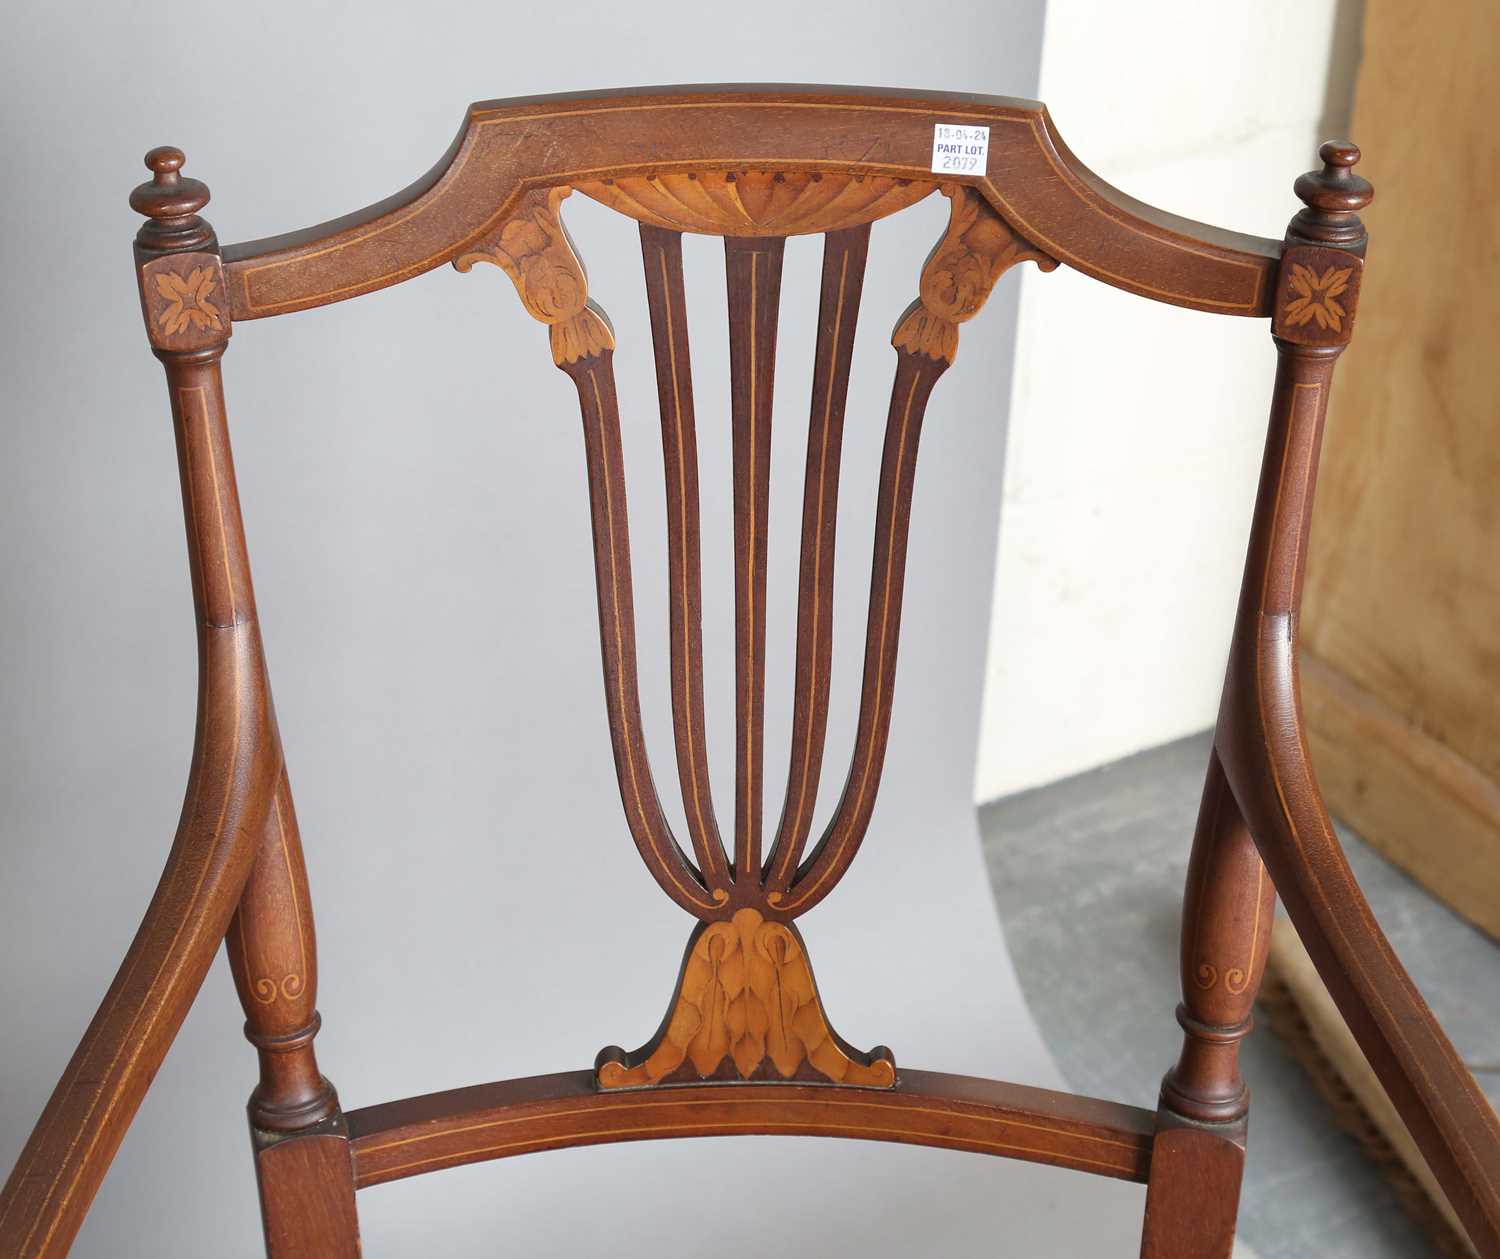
0, 2, 1145, 1253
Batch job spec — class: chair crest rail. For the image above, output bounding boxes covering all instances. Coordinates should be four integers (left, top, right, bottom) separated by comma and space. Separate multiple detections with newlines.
219, 84, 1281, 321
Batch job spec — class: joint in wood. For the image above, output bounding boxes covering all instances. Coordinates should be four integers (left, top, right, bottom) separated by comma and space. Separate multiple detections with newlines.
250, 1106, 350, 1155
245, 1013, 341, 1132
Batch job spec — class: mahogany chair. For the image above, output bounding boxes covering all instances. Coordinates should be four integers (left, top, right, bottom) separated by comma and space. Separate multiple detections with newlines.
2, 84, 1498, 1258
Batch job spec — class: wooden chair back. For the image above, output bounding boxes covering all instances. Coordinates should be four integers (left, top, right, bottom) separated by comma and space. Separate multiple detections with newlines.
3, 85, 1499, 1258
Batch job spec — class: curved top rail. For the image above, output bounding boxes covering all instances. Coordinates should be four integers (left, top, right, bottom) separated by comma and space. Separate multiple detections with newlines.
220, 84, 1281, 320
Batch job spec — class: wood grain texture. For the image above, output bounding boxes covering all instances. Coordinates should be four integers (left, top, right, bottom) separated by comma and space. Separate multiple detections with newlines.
725, 236, 784, 882
1208, 146, 1500, 1249
640, 225, 731, 889
1298, 651, 1500, 942
770, 349, 948, 916
0, 152, 282, 1259
1300, 0, 1500, 943
225, 767, 339, 1134
1139, 1125, 1245, 1259
253, 1128, 360, 1259
220, 86, 1281, 320
764, 225, 870, 893
1142, 752, 1270, 1255
1159, 750, 1275, 1127
576, 169, 935, 235
596, 908, 895, 1088
345, 1069, 1155, 1187
1263, 918, 1484, 1256
565, 351, 727, 916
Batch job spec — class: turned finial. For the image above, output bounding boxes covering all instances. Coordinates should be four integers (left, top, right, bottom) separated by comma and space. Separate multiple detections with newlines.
1289, 141, 1373, 248
131, 146, 215, 252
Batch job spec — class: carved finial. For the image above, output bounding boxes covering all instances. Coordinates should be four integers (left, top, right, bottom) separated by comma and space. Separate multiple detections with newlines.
1272, 140, 1373, 345
1289, 140, 1373, 249
131, 147, 227, 349
131, 146, 215, 253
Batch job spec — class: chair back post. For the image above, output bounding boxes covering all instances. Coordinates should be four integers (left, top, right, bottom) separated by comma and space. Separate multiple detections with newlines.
0, 150, 288, 1259
1213, 148, 1500, 1255
135, 151, 361, 1258
1142, 145, 1376, 1259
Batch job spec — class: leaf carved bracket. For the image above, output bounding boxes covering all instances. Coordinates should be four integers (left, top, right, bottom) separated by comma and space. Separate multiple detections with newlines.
454, 185, 614, 365
894, 185, 1057, 362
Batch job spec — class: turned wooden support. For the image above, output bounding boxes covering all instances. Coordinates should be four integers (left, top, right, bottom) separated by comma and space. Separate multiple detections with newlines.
134, 148, 357, 1256
225, 768, 339, 1133
136, 146, 337, 1131
1141, 142, 1373, 1259
1214, 147, 1500, 1258
1160, 752, 1276, 1127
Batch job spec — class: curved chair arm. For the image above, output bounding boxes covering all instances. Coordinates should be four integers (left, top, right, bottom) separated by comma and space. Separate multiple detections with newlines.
0, 624, 280, 1259
1219, 620, 1500, 1255
1215, 248, 1500, 1251
0, 150, 282, 1258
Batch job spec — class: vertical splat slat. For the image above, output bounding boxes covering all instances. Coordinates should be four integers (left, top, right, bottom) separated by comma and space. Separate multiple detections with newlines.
724, 235, 786, 882
771, 348, 949, 915
639, 224, 730, 889
774, 187, 1053, 916
764, 225, 871, 892
561, 353, 728, 917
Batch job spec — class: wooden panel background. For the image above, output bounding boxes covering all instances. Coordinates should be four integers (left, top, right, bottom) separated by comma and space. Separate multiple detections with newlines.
1301, 0, 1500, 939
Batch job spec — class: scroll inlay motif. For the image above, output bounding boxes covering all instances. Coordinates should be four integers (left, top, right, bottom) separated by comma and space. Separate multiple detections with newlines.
893, 185, 1056, 363
454, 185, 614, 364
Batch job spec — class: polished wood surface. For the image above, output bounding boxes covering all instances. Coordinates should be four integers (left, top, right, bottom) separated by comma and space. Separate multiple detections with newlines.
577, 169, 936, 236
2, 86, 1497, 1259
344, 1069, 1156, 1188
1209, 145, 1500, 1255
596, 908, 895, 1089
220, 85, 1281, 320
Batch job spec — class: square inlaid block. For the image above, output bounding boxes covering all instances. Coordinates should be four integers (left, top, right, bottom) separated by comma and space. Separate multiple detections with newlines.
138, 251, 231, 352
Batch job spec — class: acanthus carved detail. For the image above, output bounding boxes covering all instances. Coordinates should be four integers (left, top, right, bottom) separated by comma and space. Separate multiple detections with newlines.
454, 185, 615, 365
892, 186, 1056, 363
597, 909, 896, 1089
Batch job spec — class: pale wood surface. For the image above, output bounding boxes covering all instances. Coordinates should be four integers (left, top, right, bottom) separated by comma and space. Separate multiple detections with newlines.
1301, 0, 1500, 938
1265, 919, 1482, 1257
1300, 655, 1500, 942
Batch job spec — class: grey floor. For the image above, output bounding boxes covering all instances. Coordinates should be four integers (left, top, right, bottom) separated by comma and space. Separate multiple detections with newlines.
980, 730, 1500, 1259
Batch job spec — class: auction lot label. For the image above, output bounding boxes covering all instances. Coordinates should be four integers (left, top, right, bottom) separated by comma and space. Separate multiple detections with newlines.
931, 124, 989, 175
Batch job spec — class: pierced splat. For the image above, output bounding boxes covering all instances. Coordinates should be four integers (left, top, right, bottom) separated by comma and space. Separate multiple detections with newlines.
457, 178, 1052, 1090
